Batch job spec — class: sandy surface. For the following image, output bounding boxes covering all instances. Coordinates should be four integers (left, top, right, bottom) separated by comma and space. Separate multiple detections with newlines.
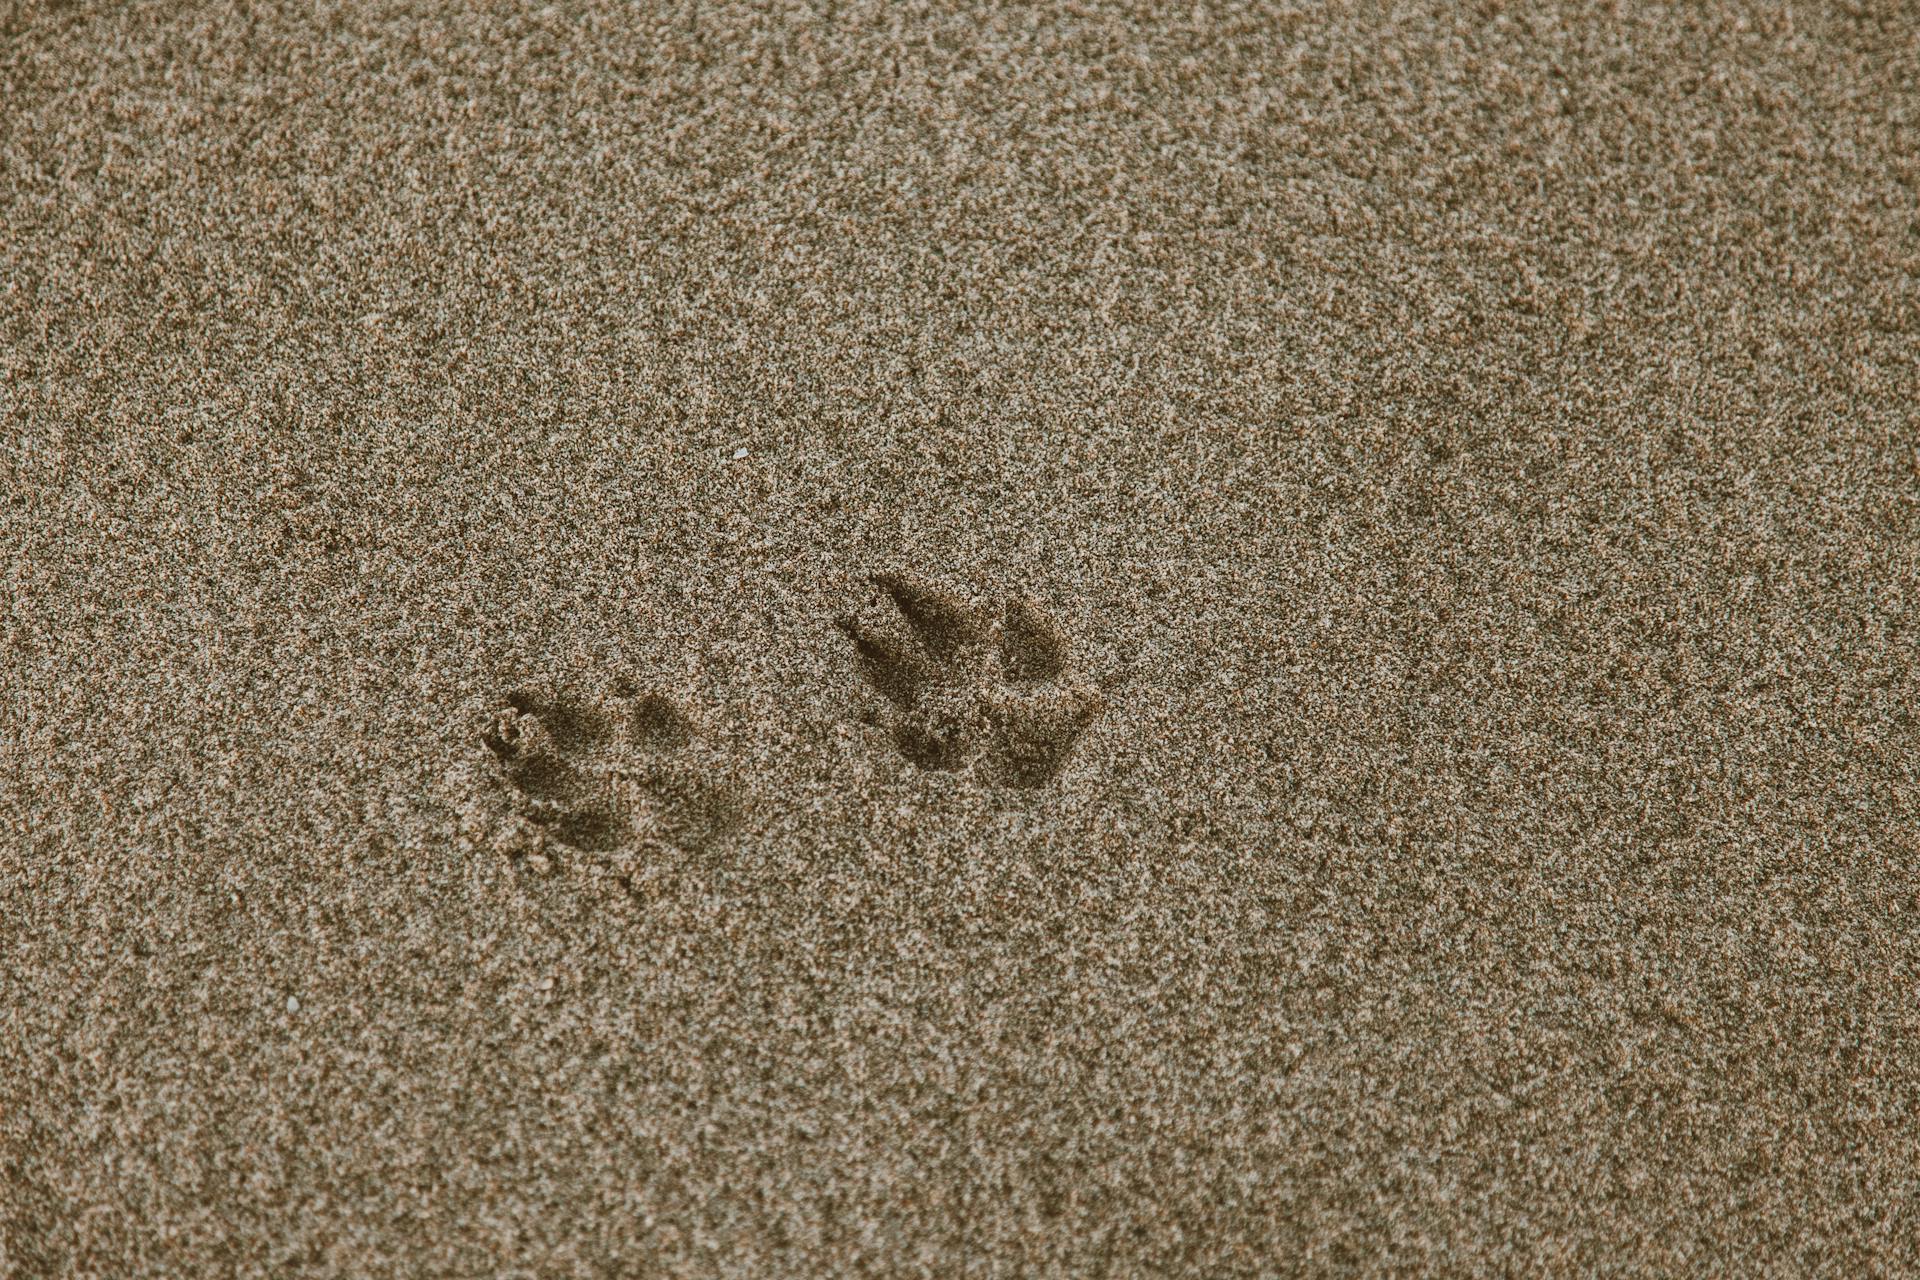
3, 1, 1917, 1274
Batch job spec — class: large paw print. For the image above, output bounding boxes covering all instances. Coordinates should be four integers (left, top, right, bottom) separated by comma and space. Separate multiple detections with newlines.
836, 572, 1103, 788
473, 676, 744, 880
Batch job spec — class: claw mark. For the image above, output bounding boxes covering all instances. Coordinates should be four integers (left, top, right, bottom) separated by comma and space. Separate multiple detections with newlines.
836, 611, 934, 709
871, 571, 988, 657
627, 691, 695, 750
999, 595, 1069, 683
838, 571, 1103, 788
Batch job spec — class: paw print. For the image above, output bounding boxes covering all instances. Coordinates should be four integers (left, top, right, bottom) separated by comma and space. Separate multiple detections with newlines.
471, 676, 744, 880
836, 572, 1103, 788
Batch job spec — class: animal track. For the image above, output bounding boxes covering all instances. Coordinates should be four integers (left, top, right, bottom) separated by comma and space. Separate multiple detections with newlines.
836, 572, 1104, 787
469, 676, 745, 883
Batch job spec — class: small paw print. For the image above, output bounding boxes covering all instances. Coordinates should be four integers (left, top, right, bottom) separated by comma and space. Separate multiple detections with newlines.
470, 676, 744, 881
836, 571, 1103, 788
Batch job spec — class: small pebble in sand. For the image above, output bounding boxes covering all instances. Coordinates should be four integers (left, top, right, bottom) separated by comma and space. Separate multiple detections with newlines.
286, 995, 300, 1014
732, 446, 749, 459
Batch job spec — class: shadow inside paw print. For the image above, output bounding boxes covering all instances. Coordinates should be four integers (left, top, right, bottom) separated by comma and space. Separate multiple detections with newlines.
836, 572, 1103, 788
479, 678, 744, 867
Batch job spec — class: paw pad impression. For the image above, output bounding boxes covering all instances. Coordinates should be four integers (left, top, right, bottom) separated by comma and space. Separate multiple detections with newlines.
475, 677, 744, 877
836, 572, 1102, 788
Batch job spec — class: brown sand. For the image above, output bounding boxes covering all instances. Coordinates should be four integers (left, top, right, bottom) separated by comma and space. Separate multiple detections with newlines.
3, 1, 1917, 1274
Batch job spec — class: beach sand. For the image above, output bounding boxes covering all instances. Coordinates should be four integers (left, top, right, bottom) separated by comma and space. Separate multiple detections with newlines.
3, 1, 1916, 1274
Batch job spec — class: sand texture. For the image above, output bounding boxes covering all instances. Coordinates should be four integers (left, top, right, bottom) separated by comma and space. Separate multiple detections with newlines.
3, 0, 1917, 1275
